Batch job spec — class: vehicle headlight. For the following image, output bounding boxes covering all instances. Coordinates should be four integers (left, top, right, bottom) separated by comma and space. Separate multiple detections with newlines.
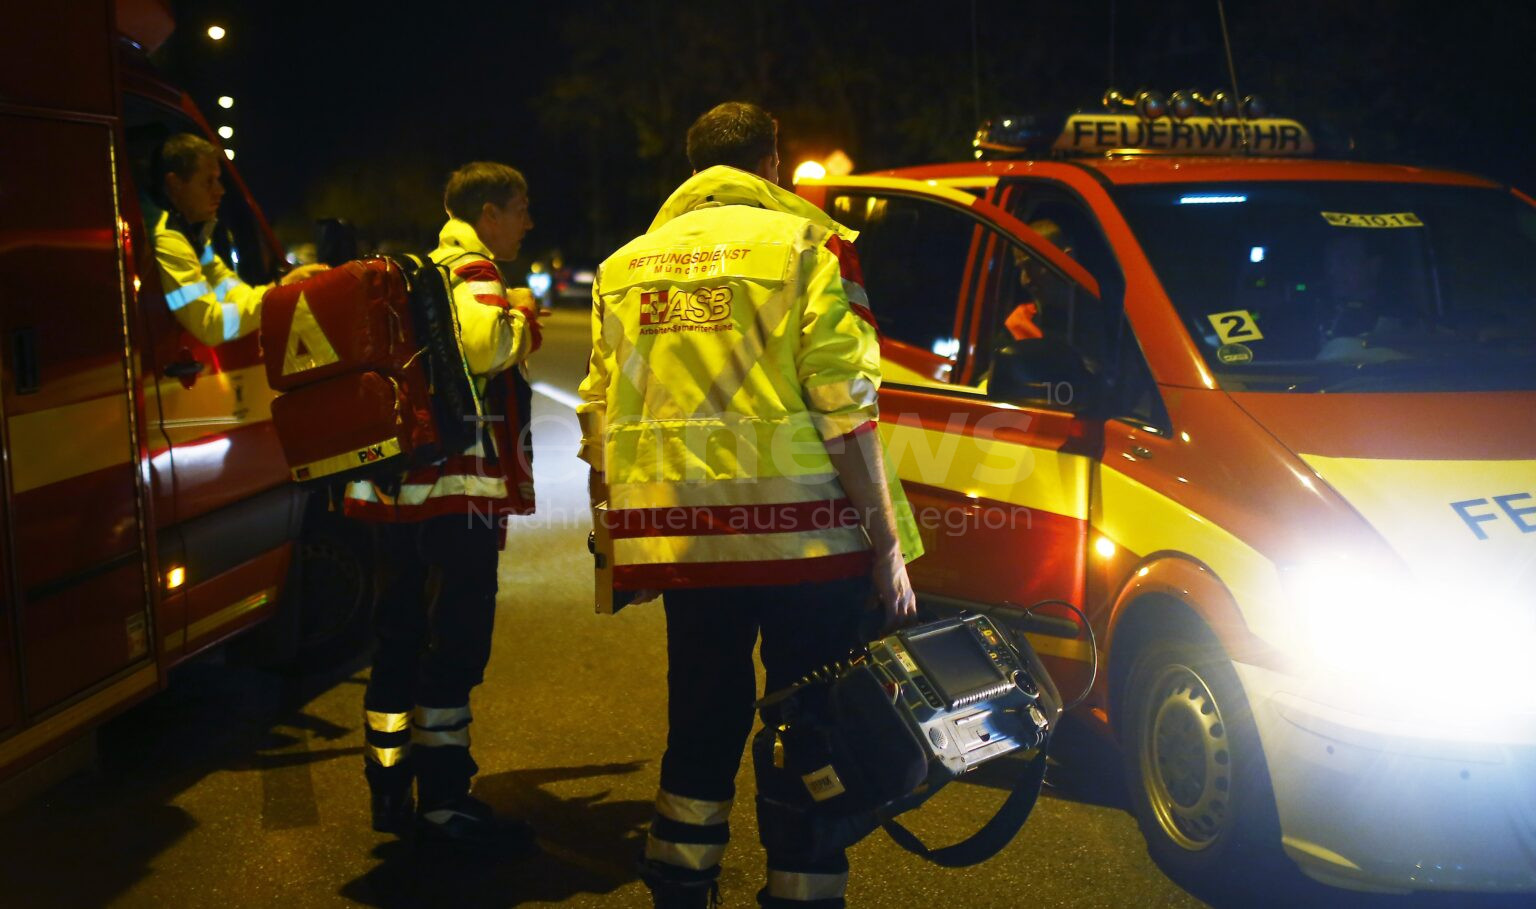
1281, 554, 1536, 718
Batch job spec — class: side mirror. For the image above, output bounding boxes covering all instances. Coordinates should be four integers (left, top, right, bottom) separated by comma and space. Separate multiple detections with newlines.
315, 218, 358, 267
990, 338, 1100, 411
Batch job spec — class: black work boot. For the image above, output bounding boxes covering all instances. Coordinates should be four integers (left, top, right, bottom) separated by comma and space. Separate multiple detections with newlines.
370, 786, 415, 836
637, 858, 721, 909
756, 890, 845, 909
416, 794, 539, 856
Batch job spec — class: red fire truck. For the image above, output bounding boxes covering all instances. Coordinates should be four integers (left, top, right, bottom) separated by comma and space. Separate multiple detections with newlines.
0, 1, 370, 791
797, 96, 1536, 894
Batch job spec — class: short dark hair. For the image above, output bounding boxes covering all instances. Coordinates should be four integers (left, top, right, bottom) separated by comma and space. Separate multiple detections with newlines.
155, 133, 219, 187
686, 102, 776, 172
443, 162, 527, 221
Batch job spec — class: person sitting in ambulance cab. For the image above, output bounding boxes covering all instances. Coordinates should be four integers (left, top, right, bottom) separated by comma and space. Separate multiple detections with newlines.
1000, 220, 1068, 344
1316, 232, 1418, 362
148, 133, 325, 347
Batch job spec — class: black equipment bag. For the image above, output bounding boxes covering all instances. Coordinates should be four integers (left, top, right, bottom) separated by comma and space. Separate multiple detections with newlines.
754, 613, 1064, 867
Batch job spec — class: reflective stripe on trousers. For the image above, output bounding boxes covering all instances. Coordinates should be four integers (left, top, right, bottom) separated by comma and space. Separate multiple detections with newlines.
364, 710, 412, 768
413, 704, 472, 749
766, 869, 849, 902
644, 788, 732, 872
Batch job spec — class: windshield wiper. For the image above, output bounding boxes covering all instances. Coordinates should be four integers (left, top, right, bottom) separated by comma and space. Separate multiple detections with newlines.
1306, 355, 1536, 393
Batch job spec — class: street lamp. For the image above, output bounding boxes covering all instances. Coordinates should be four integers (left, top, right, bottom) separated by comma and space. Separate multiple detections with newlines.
217, 96, 234, 109
224, 149, 235, 160
218, 125, 234, 139
207, 25, 226, 40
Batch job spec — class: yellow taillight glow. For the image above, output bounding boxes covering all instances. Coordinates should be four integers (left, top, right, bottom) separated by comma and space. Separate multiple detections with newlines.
166, 566, 186, 589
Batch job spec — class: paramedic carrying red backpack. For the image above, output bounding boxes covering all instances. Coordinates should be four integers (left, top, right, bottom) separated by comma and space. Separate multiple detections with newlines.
259, 253, 534, 512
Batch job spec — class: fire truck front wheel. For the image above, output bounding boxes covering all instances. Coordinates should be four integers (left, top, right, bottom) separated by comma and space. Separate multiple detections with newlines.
1120, 628, 1289, 893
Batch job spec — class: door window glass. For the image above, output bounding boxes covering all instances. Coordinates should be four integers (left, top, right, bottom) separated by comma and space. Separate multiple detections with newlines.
831, 193, 978, 381
972, 234, 1110, 410
123, 94, 275, 285
1005, 188, 1119, 293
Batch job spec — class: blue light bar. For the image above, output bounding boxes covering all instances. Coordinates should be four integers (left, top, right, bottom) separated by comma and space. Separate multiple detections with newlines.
1179, 194, 1248, 205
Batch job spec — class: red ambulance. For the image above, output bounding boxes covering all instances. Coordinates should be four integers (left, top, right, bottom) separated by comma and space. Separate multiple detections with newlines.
797, 97, 1536, 893
0, 1, 369, 790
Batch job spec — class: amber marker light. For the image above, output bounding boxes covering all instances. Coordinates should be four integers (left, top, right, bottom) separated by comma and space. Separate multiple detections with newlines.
166, 566, 186, 589
1093, 536, 1117, 559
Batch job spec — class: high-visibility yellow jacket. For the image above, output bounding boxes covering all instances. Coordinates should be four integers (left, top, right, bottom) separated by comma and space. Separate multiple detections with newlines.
150, 207, 270, 347
579, 166, 922, 590
344, 219, 536, 524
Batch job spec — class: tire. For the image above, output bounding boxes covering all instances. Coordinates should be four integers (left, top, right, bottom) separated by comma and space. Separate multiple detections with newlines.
224, 502, 375, 671
1120, 629, 1288, 893
291, 508, 376, 667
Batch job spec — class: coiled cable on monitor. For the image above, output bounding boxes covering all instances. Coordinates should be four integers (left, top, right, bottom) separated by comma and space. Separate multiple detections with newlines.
1014, 599, 1098, 712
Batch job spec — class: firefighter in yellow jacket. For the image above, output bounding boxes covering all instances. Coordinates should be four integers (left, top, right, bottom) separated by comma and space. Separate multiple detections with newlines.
579, 102, 922, 909
149, 133, 324, 346
344, 162, 542, 852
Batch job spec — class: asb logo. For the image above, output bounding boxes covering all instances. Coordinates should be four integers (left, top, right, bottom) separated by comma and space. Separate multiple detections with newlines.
282, 292, 340, 375
638, 287, 734, 326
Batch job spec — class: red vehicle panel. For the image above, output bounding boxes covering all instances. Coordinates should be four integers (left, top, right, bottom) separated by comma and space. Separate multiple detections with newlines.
0, 0, 366, 787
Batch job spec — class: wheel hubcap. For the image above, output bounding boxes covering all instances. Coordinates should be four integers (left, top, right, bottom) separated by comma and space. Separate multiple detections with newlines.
1139, 663, 1231, 851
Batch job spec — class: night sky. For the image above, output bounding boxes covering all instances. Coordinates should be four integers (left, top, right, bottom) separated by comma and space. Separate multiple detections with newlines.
156, 0, 1536, 268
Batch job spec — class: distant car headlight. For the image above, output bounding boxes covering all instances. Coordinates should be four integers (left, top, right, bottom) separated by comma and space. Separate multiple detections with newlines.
1282, 554, 1536, 719
527, 271, 553, 300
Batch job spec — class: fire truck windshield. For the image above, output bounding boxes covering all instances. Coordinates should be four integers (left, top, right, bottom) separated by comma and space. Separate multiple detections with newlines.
1115, 182, 1536, 392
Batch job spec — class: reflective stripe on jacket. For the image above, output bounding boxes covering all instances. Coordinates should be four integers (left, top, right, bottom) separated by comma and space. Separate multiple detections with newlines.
150, 208, 270, 347
343, 219, 534, 523
579, 166, 922, 589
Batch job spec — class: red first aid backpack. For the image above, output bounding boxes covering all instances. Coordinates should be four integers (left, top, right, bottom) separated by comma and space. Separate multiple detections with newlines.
260, 256, 481, 486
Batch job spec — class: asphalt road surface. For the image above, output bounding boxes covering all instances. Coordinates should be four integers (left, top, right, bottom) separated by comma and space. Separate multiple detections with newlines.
0, 310, 1526, 909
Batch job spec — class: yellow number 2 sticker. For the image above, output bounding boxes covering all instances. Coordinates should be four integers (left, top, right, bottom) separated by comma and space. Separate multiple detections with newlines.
1208, 310, 1264, 343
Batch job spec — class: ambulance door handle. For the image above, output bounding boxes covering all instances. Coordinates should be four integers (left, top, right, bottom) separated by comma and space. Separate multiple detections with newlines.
164, 358, 206, 379
11, 328, 39, 395
1129, 446, 1153, 460
165, 354, 206, 390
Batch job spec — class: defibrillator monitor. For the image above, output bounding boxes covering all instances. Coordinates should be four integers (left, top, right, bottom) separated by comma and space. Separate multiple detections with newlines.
901, 620, 1011, 708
